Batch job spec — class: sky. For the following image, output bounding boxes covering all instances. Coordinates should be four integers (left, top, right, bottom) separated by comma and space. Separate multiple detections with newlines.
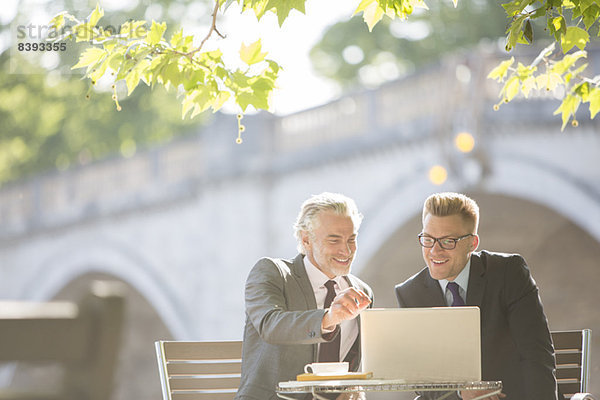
2, 0, 359, 115
217, 0, 358, 115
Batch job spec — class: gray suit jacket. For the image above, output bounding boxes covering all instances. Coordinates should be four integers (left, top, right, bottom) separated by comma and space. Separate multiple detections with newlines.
395, 250, 557, 400
235, 254, 373, 400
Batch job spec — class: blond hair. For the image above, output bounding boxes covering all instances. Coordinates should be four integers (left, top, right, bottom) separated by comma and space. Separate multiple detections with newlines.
423, 192, 479, 233
294, 192, 363, 254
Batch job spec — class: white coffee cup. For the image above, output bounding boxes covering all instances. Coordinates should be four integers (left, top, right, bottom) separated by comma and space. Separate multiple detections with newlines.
304, 361, 349, 375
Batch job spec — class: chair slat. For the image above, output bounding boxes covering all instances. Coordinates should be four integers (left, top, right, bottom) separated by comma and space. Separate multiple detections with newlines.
556, 366, 583, 380
560, 382, 585, 397
552, 331, 583, 351
551, 329, 591, 398
555, 352, 582, 365
156, 340, 243, 400
163, 342, 242, 361
170, 377, 241, 390
168, 362, 241, 375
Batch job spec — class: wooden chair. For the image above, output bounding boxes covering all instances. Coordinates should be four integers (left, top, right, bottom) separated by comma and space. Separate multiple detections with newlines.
0, 280, 125, 400
155, 340, 242, 400
552, 329, 596, 400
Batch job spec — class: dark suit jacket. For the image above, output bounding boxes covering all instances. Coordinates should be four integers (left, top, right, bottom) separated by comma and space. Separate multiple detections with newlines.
235, 254, 374, 400
395, 250, 557, 400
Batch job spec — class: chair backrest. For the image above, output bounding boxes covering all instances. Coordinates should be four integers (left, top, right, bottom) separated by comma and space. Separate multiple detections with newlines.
155, 340, 242, 400
552, 329, 592, 399
0, 280, 125, 400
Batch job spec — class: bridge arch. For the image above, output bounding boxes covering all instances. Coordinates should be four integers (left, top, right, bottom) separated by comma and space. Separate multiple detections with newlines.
20, 236, 192, 339
358, 144, 600, 277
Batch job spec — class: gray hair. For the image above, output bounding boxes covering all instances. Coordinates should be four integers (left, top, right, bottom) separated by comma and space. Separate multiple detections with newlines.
293, 192, 363, 254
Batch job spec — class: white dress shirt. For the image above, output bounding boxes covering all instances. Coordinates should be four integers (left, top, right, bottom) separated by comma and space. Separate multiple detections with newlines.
304, 257, 359, 362
437, 259, 471, 306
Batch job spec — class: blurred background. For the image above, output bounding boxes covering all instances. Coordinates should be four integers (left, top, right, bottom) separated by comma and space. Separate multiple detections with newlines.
1, 0, 599, 399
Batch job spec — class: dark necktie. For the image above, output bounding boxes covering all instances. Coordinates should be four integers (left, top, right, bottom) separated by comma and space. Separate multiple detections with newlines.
447, 281, 465, 306
318, 280, 340, 362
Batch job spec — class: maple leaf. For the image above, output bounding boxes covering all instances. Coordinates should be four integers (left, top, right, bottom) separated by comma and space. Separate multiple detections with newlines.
266, 0, 306, 27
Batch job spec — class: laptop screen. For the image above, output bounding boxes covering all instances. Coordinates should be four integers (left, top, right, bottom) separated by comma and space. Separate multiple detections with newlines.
360, 307, 481, 382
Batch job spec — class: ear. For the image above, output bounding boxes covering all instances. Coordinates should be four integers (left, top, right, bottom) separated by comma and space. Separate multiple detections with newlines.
470, 234, 480, 252
301, 231, 311, 249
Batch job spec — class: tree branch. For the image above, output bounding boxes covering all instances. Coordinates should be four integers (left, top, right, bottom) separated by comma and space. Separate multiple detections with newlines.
187, 0, 224, 59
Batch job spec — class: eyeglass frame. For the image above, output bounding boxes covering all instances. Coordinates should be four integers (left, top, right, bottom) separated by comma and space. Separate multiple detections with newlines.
417, 233, 474, 250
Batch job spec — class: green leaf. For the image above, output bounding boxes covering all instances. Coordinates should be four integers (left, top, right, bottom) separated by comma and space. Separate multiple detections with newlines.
561, 26, 589, 53
524, 19, 533, 43
107, 51, 125, 71
579, 0, 594, 13
212, 91, 231, 112
244, 0, 270, 19
125, 59, 151, 95
147, 20, 167, 46
161, 60, 183, 87
365, 1, 386, 31
487, 57, 515, 82
215, 66, 229, 80
516, 62, 536, 80
521, 76, 536, 97
232, 70, 251, 90
146, 54, 169, 86
552, 51, 587, 75
181, 86, 213, 119
551, 16, 567, 35
250, 76, 275, 96
564, 63, 589, 85
264, 60, 281, 79
170, 29, 183, 48
502, 0, 535, 17
89, 55, 110, 82
354, 0, 384, 31
588, 87, 600, 118
582, 4, 599, 29
121, 20, 147, 39
574, 82, 590, 101
506, 15, 526, 51
237, 91, 269, 111
266, 0, 306, 27
73, 22, 95, 42
88, 4, 104, 27
536, 72, 563, 91
553, 94, 580, 130
502, 75, 520, 101
354, 0, 376, 14
49, 12, 66, 31
72, 47, 107, 69
240, 40, 267, 65
183, 68, 205, 91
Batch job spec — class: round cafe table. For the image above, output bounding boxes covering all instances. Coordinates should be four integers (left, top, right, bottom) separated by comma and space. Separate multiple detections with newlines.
277, 379, 502, 400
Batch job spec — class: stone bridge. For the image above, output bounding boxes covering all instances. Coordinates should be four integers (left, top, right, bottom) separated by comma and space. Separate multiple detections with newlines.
1, 47, 599, 399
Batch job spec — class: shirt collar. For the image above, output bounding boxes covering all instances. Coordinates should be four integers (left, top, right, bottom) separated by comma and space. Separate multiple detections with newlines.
438, 258, 471, 294
304, 255, 342, 292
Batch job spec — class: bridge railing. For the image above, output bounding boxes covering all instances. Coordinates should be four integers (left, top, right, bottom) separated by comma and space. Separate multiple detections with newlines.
0, 46, 593, 239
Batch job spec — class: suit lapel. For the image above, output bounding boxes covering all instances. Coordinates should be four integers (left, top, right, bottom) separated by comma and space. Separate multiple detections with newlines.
290, 254, 317, 309
423, 271, 447, 307
466, 252, 486, 307
290, 254, 319, 362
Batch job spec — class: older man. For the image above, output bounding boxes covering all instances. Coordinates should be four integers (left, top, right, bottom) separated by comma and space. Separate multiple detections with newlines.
235, 192, 373, 400
395, 192, 557, 400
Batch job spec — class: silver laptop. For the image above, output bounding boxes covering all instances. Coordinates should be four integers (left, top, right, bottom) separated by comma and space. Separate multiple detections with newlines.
360, 307, 481, 382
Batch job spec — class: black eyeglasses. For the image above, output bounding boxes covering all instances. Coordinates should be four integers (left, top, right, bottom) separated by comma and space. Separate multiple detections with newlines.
418, 233, 473, 250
